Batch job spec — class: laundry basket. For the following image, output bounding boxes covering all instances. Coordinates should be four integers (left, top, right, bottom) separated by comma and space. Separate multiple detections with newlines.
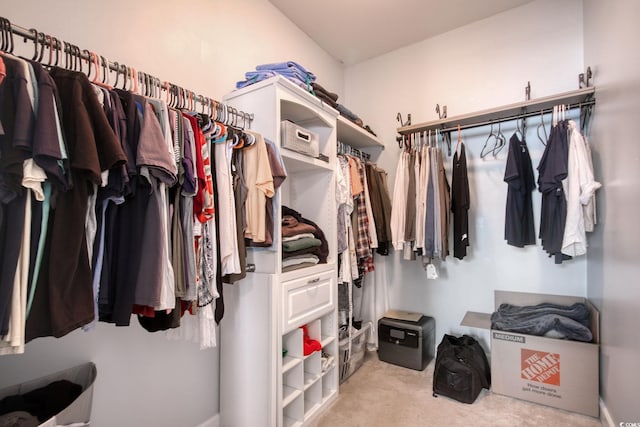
0, 362, 97, 426
338, 322, 371, 383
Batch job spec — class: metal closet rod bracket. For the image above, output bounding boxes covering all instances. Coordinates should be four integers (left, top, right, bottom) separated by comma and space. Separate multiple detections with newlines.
579, 66, 593, 89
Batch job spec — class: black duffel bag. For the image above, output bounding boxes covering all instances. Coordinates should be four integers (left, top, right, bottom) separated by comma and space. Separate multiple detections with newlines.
432, 334, 490, 404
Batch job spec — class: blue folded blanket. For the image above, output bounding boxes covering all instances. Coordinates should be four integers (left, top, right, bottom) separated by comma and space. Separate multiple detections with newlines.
255, 61, 316, 80
491, 302, 592, 342
236, 61, 316, 90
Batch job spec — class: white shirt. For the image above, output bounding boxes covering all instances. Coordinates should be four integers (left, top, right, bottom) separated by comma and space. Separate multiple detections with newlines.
561, 121, 602, 257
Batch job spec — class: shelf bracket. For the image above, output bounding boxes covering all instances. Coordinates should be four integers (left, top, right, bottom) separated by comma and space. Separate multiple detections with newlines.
579, 66, 593, 89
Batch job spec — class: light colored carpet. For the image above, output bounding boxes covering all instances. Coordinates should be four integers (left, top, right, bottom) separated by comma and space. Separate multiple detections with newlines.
310, 350, 602, 427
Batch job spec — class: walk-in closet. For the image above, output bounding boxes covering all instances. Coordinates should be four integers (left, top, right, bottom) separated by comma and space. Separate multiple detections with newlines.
0, 0, 637, 426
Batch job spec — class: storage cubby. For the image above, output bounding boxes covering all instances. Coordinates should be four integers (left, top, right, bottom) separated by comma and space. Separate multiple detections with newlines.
283, 394, 304, 427
303, 380, 323, 420
303, 351, 322, 390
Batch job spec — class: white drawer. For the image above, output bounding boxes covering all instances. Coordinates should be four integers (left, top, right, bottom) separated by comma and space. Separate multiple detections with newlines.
282, 271, 335, 333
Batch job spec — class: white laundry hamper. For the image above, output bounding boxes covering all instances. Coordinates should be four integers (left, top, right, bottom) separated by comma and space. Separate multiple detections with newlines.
0, 362, 97, 426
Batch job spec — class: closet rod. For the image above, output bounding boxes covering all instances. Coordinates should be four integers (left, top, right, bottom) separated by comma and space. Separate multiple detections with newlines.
397, 86, 595, 135
1, 17, 254, 123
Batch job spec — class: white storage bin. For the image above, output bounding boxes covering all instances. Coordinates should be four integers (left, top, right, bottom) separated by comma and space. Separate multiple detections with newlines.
338, 322, 371, 383
0, 362, 97, 426
281, 120, 320, 158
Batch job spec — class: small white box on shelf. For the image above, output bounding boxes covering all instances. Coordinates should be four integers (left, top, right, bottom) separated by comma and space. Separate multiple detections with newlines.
281, 120, 320, 158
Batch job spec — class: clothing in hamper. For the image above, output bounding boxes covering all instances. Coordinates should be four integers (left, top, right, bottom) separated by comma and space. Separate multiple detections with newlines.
0, 411, 38, 427
504, 133, 536, 248
0, 379, 81, 423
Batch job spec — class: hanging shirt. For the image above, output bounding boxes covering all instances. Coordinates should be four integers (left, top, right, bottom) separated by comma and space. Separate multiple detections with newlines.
504, 134, 536, 248
243, 130, 274, 243
436, 148, 450, 261
561, 121, 601, 257
452, 142, 471, 257
362, 161, 378, 249
365, 163, 392, 255
390, 151, 408, 250
537, 121, 570, 263
27, 68, 126, 341
416, 146, 429, 251
214, 135, 240, 276
0, 193, 30, 355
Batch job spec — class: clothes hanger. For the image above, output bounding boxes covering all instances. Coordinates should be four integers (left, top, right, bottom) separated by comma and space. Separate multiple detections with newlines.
36, 32, 46, 63
0, 18, 6, 52
492, 121, 506, 158
74, 44, 82, 72
537, 110, 548, 146
83, 49, 94, 79
52, 37, 60, 66
514, 118, 524, 140
100, 55, 110, 86
124, 65, 132, 91
27, 28, 39, 61
45, 35, 53, 66
62, 41, 69, 69
480, 121, 498, 159
455, 124, 463, 157
112, 62, 121, 88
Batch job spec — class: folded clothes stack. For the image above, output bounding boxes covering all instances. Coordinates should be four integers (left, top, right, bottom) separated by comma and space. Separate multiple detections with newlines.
311, 82, 339, 109
236, 61, 316, 90
236, 61, 378, 137
281, 206, 329, 272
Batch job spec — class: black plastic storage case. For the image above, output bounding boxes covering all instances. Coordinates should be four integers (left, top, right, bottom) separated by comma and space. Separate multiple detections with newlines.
378, 314, 435, 371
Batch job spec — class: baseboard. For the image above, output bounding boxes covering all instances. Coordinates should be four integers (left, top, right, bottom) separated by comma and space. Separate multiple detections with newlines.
600, 398, 614, 427
196, 413, 219, 427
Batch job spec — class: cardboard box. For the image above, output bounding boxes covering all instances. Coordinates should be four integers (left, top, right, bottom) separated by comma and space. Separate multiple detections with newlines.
461, 291, 599, 418
0, 362, 97, 426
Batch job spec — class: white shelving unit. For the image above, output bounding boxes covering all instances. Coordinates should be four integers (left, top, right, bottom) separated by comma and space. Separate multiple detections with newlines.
220, 76, 340, 427
336, 115, 385, 151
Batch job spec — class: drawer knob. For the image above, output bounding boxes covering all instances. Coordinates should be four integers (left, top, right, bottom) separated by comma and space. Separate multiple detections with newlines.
307, 277, 320, 284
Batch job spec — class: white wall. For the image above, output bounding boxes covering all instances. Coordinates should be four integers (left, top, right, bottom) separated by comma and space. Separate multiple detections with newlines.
583, 0, 640, 424
0, 2, 343, 426
344, 0, 588, 350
